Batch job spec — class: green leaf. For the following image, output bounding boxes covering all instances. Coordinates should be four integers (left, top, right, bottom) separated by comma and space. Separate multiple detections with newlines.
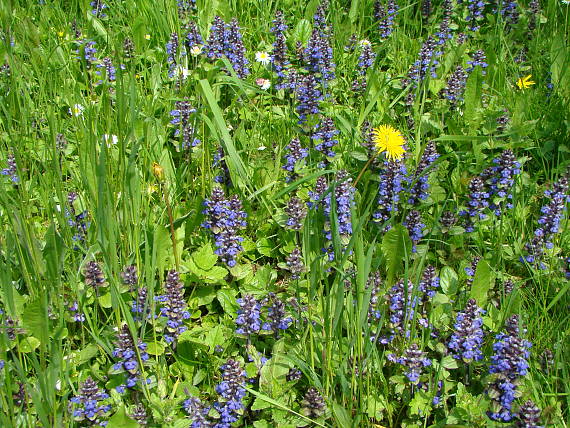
332, 401, 352, 427
256, 238, 274, 257
441, 355, 459, 369
229, 262, 253, 280
42, 225, 65, 283
188, 285, 217, 307
190, 243, 217, 270
203, 325, 227, 351
381, 225, 411, 284
77, 344, 100, 365
259, 341, 290, 397
152, 225, 171, 279
366, 395, 387, 419
409, 391, 431, 417
198, 79, 251, 190
22, 298, 48, 345
291, 19, 312, 44
252, 397, 272, 411
86, 13, 108, 39
172, 420, 191, 428
107, 406, 139, 428
217, 288, 238, 316
464, 67, 482, 126
440, 266, 458, 295
185, 243, 228, 283
469, 259, 493, 306
98, 292, 113, 308
19, 336, 41, 353
146, 342, 165, 356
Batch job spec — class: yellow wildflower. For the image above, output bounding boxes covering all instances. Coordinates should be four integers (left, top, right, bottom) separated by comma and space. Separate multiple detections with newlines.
516, 74, 535, 90
372, 125, 406, 161
152, 162, 164, 181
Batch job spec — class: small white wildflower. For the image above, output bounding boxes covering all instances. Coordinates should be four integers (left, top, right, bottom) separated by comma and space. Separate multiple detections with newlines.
103, 134, 118, 147
255, 51, 271, 66
69, 104, 84, 117
190, 45, 203, 56
173, 65, 191, 79
256, 78, 271, 90
144, 34, 151, 40
55, 380, 62, 391
359, 39, 372, 47
257, 145, 267, 151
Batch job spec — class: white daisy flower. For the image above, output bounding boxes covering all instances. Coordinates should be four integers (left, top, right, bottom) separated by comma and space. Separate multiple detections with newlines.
360, 39, 372, 47
190, 45, 203, 56
173, 65, 191, 79
255, 51, 271, 66
69, 104, 84, 117
103, 134, 118, 147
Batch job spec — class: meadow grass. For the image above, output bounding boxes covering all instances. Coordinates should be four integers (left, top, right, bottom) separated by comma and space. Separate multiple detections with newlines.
0, 0, 569, 427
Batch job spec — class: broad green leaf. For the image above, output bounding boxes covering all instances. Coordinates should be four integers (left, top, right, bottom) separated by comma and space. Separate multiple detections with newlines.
146, 342, 165, 356
256, 238, 274, 257
19, 336, 41, 353
366, 395, 387, 419
107, 406, 139, 428
188, 285, 217, 307
42, 224, 65, 283
98, 292, 113, 309
22, 298, 48, 345
440, 266, 458, 295
464, 67, 482, 127
332, 401, 352, 427
469, 259, 493, 306
77, 344, 100, 365
203, 325, 226, 351
260, 341, 290, 397
409, 391, 431, 417
152, 225, 170, 279
381, 225, 411, 285
291, 19, 312, 44
229, 262, 253, 280
190, 244, 217, 271
252, 398, 272, 411
86, 13, 108, 39
185, 244, 228, 283
217, 288, 238, 316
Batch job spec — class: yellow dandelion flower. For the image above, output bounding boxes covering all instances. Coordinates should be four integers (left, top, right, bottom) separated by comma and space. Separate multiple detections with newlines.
57, 30, 64, 38
372, 125, 406, 161
152, 162, 164, 181
516, 74, 535, 90
144, 34, 151, 40
147, 184, 157, 194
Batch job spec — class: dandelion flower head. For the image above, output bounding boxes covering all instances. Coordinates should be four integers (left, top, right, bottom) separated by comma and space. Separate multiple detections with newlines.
516, 74, 535, 90
372, 125, 406, 161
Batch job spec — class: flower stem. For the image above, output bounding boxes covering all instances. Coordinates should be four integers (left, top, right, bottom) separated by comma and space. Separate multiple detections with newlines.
354, 151, 379, 187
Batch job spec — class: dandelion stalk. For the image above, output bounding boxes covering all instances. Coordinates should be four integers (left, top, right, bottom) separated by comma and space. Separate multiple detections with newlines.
152, 162, 180, 271
354, 150, 379, 188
